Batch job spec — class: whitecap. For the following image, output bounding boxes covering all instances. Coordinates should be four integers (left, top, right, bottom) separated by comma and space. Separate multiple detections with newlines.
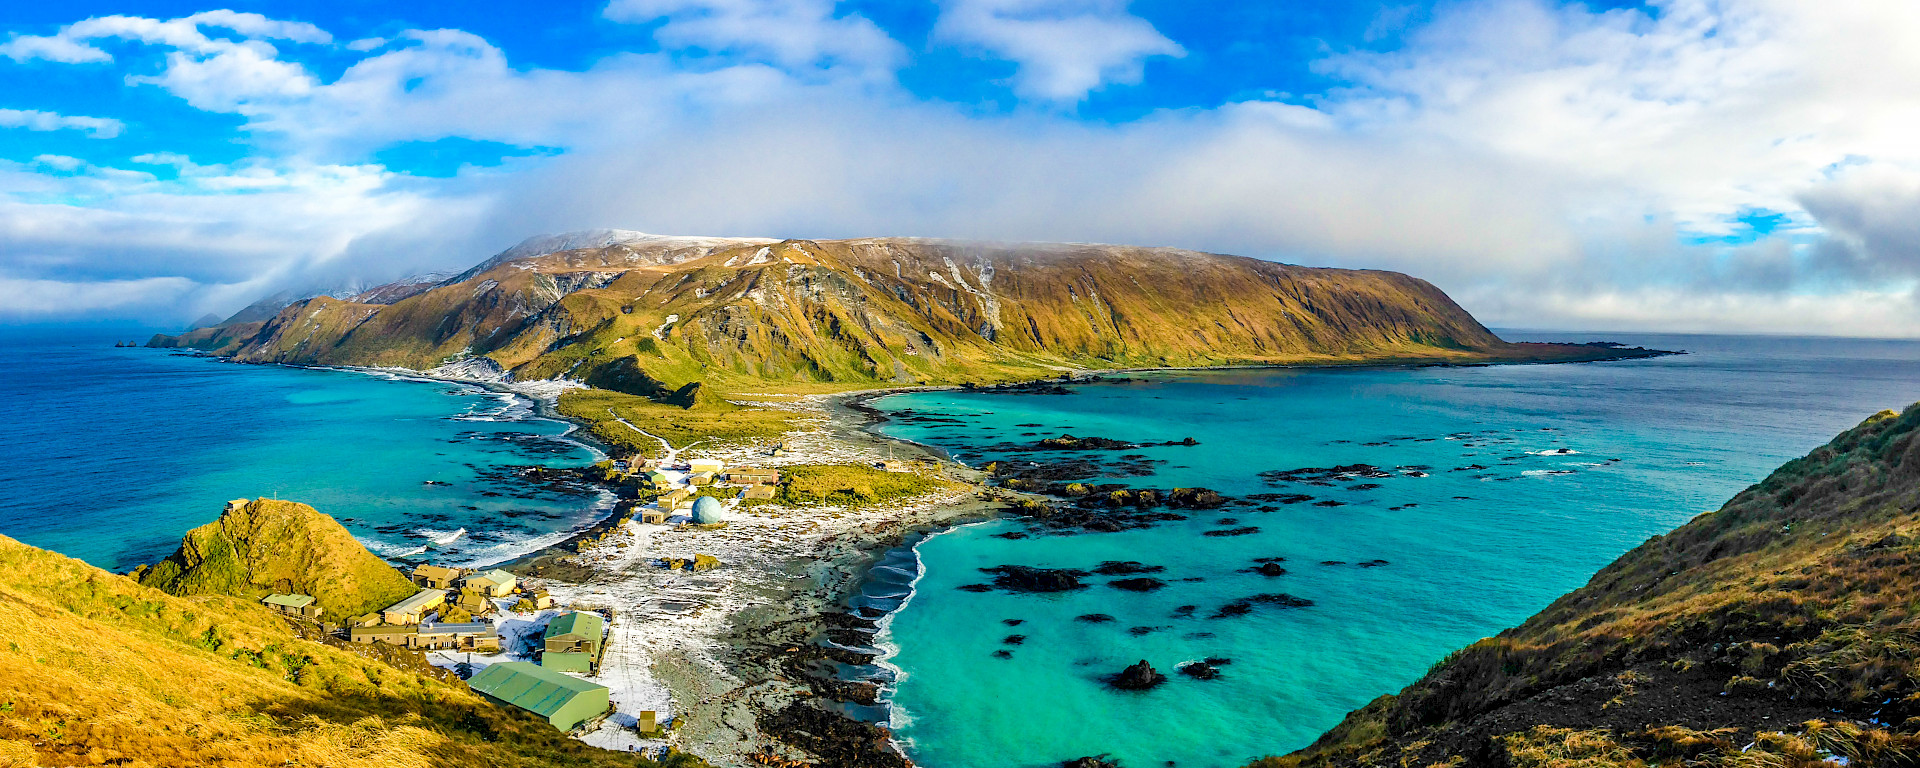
1529, 448, 1580, 456
1522, 469, 1577, 477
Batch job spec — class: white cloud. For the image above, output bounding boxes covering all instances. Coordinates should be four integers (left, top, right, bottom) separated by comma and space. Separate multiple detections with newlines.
0, 274, 198, 317
933, 0, 1184, 101
604, 0, 903, 74
0, 108, 124, 138
0, 33, 111, 63
7, 0, 1920, 339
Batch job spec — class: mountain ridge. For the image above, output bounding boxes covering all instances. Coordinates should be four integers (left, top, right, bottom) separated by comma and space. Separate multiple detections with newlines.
152, 232, 1658, 394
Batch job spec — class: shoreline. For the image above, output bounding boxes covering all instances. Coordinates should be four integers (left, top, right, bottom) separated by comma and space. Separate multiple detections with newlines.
148, 342, 1682, 766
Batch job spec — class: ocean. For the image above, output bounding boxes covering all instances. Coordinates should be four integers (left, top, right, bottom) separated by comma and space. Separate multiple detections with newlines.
0, 326, 607, 573
869, 332, 1920, 768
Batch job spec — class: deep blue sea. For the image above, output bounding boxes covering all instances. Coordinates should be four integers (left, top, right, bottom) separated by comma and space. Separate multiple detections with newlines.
870, 332, 1920, 768
0, 326, 606, 572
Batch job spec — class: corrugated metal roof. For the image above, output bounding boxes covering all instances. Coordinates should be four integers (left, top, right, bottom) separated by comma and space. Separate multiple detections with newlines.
262, 593, 315, 608
384, 589, 446, 614
468, 662, 605, 717
419, 621, 496, 636
544, 611, 603, 640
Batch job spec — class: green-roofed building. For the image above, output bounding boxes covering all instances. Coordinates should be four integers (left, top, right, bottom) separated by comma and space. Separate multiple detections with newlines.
543, 611, 605, 657
261, 593, 322, 619
466, 662, 610, 732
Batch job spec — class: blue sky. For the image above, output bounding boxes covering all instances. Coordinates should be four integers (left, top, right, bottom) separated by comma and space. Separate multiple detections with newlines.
2, 0, 1919, 335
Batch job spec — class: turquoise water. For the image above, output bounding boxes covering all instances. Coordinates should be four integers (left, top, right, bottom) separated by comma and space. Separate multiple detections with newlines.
873, 333, 1920, 768
0, 327, 606, 572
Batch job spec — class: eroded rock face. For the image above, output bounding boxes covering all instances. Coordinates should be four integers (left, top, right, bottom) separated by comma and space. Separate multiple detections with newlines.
1063, 756, 1120, 768
1108, 660, 1167, 690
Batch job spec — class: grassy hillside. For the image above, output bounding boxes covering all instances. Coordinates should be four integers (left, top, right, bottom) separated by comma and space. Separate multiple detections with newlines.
155, 236, 1646, 396
134, 498, 419, 619
0, 533, 698, 768
1268, 404, 1920, 767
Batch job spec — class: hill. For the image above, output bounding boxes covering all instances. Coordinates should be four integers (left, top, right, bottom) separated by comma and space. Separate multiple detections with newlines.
150, 233, 1655, 395
0, 532, 702, 768
1266, 404, 1920, 767
133, 498, 420, 620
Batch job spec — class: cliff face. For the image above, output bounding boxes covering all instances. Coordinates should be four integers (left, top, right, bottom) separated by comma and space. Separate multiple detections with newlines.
135, 498, 419, 619
1271, 405, 1920, 767
152, 233, 1605, 392
0, 534, 678, 768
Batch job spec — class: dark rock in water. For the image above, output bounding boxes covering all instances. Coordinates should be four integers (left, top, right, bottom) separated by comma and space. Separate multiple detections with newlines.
1108, 577, 1168, 592
1359, 559, 1391, 567
1212, 593, 1315, 618
1216, 517, 1239, 525
1076, 613, 1116, 623
1312, 500, 1346, 507
1092, 560, 1165, 576
1108, 660, 1167, 690
1171, 605, 1197, 617
1203, 526, 1261, 537
957, 583, 996, 592
981, 565, 1089, 592
1167, 488, 1228, 509
1063, 755, 1119, 768
1178, 661, 1222, 680
1254, 562, 1288, 577
1035, 434, 1139, 451
1254, 556, 1286, 562
1204, 656, 1233, 665
1127, 626, 1162, 636
1319, 560, 1346, 566
992, 650, 1013, 659
1003, 618, 1025, 626
992, 531, 1030, 540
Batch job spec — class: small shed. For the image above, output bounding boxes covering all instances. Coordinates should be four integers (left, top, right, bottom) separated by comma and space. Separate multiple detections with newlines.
639, 508, 668, 525
642, 470, 674, 490
261, 593, 322, 619
740, 485, 776, 500
411, 564, 463, 589
688, 471, 717, 486
543, 611, 605, 657
382, 588, 448, 625
467, 662, 611, 732
464, 569, 518, 597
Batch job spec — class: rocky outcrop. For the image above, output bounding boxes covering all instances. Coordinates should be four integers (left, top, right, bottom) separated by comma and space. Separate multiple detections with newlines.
1108, 660, 1167, 690
981, 565, 1088, 592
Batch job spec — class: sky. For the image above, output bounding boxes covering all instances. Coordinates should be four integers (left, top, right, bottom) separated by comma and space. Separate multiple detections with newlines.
3, 0, 1920, 336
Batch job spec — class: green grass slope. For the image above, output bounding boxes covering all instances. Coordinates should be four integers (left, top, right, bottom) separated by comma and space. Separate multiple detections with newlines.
1267, 404, 1920, 768
0, 533, 703, 768
134, 498, 419, 619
